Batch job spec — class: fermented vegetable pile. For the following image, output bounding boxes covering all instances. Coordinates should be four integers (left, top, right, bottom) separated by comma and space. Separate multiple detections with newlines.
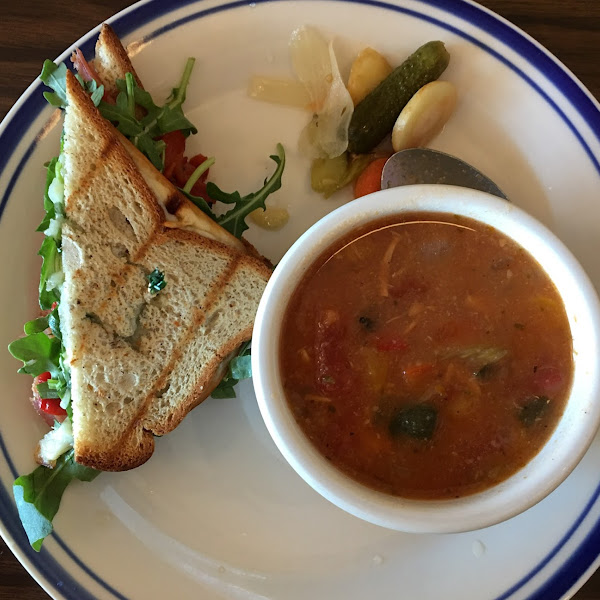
249, 27, 456, 201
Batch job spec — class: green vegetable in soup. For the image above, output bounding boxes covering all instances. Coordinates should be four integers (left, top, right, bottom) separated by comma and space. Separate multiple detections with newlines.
358, 315, 376, 332
475, 362, 497, 380
389, 404, 437, 440
519, 395, 550, 427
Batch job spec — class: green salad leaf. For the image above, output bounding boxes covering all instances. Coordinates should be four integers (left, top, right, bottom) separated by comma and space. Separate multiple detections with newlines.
40, 60, 104, 109
48, 307, 62, 341
40, 56, 195, 171
40, 61, 68, 108
211, 143, 286, 238
8, 330, 61, 378
179, 146, 286, 240
23, 316, 51, 335
37, 157, 59, 233
211, 341, 253, 399
35, 381, 60, 399
85, 78, 105, 107
99, 59, 197, 171
38, 237, 62, 311
37, 155, 64, 311
179, 188, 215, 217
14, 450, 100, 551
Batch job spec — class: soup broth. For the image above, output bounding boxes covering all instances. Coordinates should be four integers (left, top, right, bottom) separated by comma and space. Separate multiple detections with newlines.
279, 212, 574, 499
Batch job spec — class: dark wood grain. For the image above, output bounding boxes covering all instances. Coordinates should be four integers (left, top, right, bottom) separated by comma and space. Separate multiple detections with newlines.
1, 1, 599, 598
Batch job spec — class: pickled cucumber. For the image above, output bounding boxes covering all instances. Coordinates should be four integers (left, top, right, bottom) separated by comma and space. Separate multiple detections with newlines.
347, 41, 450, 154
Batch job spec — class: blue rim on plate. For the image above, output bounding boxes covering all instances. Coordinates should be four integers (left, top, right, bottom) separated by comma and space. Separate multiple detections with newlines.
1, 0, 599, 598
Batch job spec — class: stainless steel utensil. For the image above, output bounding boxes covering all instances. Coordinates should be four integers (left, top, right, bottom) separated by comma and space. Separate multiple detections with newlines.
381, 148, 507, 199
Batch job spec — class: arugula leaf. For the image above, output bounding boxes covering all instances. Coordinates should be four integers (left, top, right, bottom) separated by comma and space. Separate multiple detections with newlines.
48, 307, 62, 341
179, 188, 216, 217
212, 144, 285, 238
183, 157, 215, 194
211, 341, 252, 399
36, 370, 70, 401
231, 353, 252, 380
40, 61, 68, 108
99, 58, 197, 171
13, 449, 100, 551
38, 236, 61, 310
37, 157, 59, 233
39, 60, 104, 109
8, 332, 61, 378
36, 155, 63, 309
126, 66, 198, 136
157, 108, 197, 136
35, 382, 60, 399
79, 76, 104, 107
24, 316, 50, 335
171, 157, 218, 216
167, 57, 195, 110
99, 94, 141, 136
137, 135, 166, 172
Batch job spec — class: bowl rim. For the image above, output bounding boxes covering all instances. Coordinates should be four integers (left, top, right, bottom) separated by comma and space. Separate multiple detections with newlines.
252, 184, 600, 533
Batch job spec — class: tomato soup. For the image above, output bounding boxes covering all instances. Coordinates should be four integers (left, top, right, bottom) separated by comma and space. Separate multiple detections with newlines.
279, 212, 574, 500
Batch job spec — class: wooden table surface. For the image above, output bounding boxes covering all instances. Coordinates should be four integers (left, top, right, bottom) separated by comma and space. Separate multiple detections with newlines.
1, 0, 600, 598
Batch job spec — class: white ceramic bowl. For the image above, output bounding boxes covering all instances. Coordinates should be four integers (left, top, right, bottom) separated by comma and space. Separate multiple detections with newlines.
252, 184, 600, 533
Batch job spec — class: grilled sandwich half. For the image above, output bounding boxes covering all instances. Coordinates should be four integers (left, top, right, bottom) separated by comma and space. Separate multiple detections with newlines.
58, 69, 271, 471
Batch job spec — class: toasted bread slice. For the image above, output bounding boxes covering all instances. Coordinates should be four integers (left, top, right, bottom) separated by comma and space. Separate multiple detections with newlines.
91, 24, 145, 98
60, 71, 271, 471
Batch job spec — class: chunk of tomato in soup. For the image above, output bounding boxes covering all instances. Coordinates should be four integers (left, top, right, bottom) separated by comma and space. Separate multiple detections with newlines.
314, 309, 356, 396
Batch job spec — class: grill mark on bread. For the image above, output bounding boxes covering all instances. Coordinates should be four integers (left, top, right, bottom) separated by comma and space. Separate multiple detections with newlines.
116, 252, 243, 445
71, 239, 271, 470
65, 136, 119, 201
90, 225, 184, 332
164, 191, 183, 214
75, 232, 258, 468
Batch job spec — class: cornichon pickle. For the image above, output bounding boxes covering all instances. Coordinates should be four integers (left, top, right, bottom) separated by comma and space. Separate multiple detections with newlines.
347, 41, 450, 154
311, 152, 373, 198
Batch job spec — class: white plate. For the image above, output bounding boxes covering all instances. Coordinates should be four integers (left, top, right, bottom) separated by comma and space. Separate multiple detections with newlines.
1, 1, 600, 598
